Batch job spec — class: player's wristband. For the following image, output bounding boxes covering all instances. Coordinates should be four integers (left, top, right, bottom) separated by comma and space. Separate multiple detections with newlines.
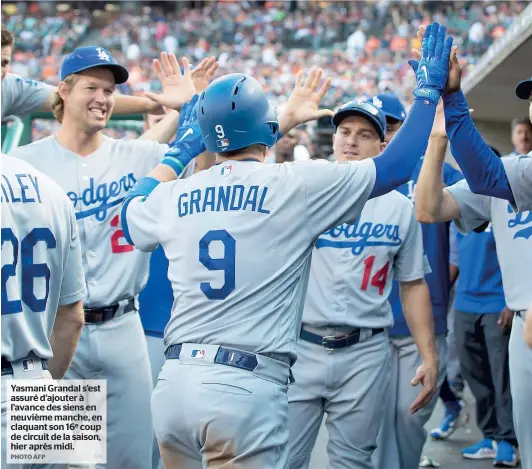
161, 156, 186, 176
413, 87, 441, 106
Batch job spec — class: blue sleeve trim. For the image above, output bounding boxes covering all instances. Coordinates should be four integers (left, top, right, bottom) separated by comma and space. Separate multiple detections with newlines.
121, 177, 161, 246
371, 99, 436, 198
444, 91, 515, 202
120, 197, 137, 246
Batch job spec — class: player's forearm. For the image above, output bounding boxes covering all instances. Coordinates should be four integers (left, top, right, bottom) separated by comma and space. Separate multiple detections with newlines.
399, 279, 438, 365
444, 91, 514, 201
48, 301, 84, 379
139, 110, 180, 143
113, 94, 162, 116
370, 99, 437, 198
415, 135, 448, 223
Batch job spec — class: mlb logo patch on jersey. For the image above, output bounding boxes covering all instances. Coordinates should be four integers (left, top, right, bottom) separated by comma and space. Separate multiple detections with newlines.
220, 165, 233, 176
191, 349, 206, 359
22, 359, 35, 371
217, 139, 230, 148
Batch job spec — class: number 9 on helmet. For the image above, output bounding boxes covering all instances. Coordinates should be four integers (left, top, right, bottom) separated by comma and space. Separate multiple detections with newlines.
198, 73, 279, 153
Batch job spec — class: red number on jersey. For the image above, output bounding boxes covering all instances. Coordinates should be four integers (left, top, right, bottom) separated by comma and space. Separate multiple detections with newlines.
110, 215, 134, 253
361, 255, 390, 296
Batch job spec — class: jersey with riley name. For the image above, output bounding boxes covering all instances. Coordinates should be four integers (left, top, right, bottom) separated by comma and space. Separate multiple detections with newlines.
304, 190, 429, 329
124, 158, 377, 362
502, 152, 532, 212
1, 154, 86, 362
9, 135, 192, 307
447, 178, 532, 312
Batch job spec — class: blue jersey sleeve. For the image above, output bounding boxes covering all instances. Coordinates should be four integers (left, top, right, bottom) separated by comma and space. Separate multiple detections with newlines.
443, 91, 514, 203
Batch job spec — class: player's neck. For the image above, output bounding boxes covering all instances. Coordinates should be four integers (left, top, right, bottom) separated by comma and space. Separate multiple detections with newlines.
275, 152, 295, 163
55, 125, 104, 157
216, 153, 265, 164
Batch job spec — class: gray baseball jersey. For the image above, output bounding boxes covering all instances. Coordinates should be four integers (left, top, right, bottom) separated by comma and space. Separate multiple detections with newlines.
503, 152, 532, 213
124, 158, 377, 362
1, 74, 54, 121
10, 135, 194, 306
1, 154, 86, 362
303, 191, 429, 329
446, 179, 532, 311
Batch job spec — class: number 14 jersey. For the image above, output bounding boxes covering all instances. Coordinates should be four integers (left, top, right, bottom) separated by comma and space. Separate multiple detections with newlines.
304, 190, 430, 329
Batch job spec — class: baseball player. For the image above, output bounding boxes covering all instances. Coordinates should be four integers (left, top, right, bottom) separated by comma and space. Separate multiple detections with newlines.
1, 153, 86, 468
368, 93, 464, 469
437, 220, 518, 465
0, 23, 165, 122
288, 99, 437, 469
121, 22, 454, 468
414, 89, 532, 468
408, 23, 532, 212
8, 47, 204, 469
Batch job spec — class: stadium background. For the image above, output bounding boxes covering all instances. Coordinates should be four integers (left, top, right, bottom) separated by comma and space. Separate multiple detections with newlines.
1, 1, 531, 467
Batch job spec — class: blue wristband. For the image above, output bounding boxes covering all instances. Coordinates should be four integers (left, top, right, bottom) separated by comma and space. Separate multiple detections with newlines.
161, 157, 186, 176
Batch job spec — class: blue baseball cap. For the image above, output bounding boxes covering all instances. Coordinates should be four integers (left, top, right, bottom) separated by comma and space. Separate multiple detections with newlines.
60, 46, 129, 84
515, 76, 532, 100
369, 93, 406, 122
332, 100, 386, 142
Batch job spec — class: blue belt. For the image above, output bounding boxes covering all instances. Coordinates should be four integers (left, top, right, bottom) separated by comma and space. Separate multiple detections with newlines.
165, 344, 259, 372
300, 326, 385, 350
1, 356, 49, 376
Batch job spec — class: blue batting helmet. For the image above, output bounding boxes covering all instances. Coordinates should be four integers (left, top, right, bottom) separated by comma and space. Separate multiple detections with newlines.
332, 100, 387, 142
198, 73, 279, 153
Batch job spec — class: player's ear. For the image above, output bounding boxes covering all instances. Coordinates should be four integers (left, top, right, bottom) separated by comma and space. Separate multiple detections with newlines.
379, 141, 387, 152
58, 81, 70, 101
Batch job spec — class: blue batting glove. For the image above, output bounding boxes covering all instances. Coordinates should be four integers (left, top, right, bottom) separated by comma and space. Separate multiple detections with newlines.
162, 94, 206, 175
409, 22, 453, 105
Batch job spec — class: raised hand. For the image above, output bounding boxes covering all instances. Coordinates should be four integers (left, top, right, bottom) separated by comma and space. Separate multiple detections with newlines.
412, 25, 463, 95
407, 22, 453, 105
162, 95, 206, 172
191, 56, 219, 94
279, 68, 334, 134
145, 53, 196, 112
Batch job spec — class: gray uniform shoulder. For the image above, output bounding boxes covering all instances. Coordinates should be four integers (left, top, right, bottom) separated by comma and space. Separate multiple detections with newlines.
8, 136, 56, 161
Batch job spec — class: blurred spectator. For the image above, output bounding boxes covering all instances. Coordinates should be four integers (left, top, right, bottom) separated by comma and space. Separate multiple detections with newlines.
506, 117, 532, 157
2, 0, 528, 121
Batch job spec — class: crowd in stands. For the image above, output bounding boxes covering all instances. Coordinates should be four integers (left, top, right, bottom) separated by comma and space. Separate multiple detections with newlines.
2, 0, 528, 138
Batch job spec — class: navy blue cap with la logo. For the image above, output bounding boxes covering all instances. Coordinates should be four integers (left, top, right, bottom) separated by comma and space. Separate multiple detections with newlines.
60, 46, 129, 84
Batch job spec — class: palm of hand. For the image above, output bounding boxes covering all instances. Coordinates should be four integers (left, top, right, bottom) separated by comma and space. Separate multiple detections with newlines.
287, 87, 320, 120
161, 76, 196, 107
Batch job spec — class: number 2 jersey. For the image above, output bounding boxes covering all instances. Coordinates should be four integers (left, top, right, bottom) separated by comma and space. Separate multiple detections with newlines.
124, 159, 377, 363
9, 135, 192, 308
1, 154, 86, 361
303, 190, 429, 329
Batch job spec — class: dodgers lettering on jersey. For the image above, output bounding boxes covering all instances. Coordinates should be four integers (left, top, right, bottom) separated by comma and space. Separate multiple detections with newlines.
388, 160, 463, 336
502, 153, 532, 212
9, 135, 177, 307
125, 159, 377, 362
1, 74, 54, 121
304, 191, 428, 329
1, 154, 86, 362
451, 223, 506, 314
447, 179, 532, 311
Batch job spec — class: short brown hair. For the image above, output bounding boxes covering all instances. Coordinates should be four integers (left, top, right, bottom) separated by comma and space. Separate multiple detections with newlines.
511, 117, 532, 132
52, 75, 80, 123
1, 23, 14, 47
